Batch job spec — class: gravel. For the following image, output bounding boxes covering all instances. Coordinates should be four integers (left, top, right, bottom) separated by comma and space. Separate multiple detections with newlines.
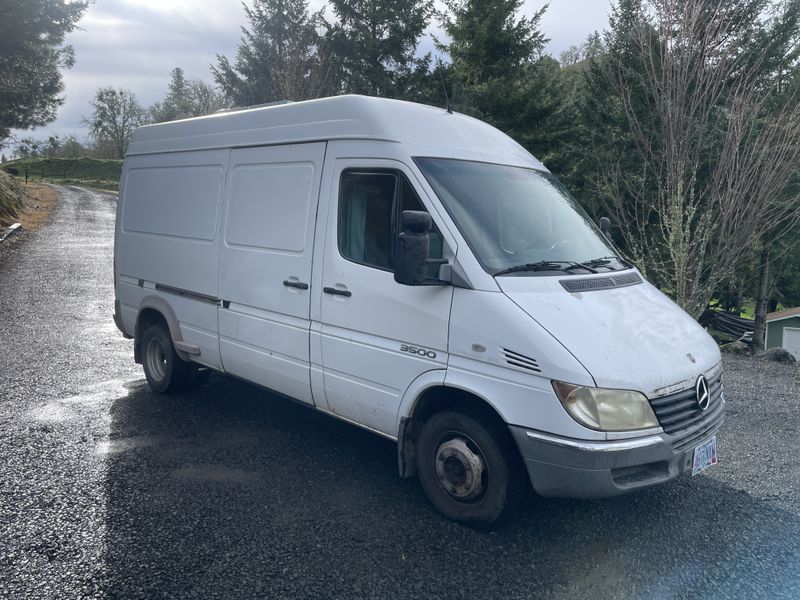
0, 186, 798, 599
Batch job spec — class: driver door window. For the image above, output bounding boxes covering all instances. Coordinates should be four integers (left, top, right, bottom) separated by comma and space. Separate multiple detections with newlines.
338, 169, 443, 275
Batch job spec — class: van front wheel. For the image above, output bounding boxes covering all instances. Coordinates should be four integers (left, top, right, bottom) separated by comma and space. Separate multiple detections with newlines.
141, 324, 193, 393
416, 410, 520, 527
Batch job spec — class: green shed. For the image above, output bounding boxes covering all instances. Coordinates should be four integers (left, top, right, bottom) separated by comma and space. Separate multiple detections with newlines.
765, 307, 800, 360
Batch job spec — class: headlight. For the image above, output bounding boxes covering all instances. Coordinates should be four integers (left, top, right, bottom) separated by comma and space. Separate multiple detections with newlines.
552, 381, 659, 432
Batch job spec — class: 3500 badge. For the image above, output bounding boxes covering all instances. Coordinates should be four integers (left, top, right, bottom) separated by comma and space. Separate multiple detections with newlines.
400, 344, 437, 359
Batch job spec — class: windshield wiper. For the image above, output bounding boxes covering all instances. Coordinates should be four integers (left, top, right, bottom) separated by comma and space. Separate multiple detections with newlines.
579, 255, 632, 270
494, 261, 598, 276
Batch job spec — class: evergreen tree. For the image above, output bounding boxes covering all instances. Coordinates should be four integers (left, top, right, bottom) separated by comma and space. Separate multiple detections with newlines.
439, 0, 555, 156
0, 0, 88, 145
213, 0, 332, 106
151, 68, 192, 122
325, 0, 434, 98
537, 37, 603, 213
151, 68, 228, 123
577, 0, 652, 216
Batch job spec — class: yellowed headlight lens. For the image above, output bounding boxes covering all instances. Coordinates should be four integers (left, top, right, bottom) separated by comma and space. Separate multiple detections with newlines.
552, 381, 659, 432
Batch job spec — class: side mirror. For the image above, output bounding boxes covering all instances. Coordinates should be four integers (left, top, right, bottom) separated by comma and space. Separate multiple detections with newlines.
394, 210, 431, 285
599, 216, 611, 238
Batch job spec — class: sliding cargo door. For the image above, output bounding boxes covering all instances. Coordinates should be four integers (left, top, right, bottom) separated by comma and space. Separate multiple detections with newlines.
218, 143, 325, 405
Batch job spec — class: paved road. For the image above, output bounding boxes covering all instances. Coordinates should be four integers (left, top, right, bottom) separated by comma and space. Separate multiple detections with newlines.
1, 186, 799, 599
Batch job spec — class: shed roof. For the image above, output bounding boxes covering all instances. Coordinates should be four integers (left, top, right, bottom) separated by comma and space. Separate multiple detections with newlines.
126, 95, 544, 170
766, 307, 800, 323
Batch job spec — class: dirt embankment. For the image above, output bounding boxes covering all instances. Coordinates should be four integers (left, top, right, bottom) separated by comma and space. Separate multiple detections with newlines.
0, 175, 59, 263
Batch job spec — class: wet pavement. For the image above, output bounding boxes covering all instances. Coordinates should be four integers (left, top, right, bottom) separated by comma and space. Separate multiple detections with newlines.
1, 186, 799, 599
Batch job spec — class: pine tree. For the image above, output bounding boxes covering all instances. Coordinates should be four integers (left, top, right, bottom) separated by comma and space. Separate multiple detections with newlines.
325, 0, 434, 98
151, 68, 193, 122
212, 0, 332, 106
440, 0, 553, 154
0, 0, 88, 145
151, 68, 228, 122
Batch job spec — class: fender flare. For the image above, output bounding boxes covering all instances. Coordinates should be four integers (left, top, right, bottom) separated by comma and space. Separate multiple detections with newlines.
396, 370, 446, 478
396, 369, 447, 430
134, 295, 188, 361
395, 368, 518, 478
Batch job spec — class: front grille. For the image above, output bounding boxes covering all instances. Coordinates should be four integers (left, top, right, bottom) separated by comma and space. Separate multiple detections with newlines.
649, 371, 725, 452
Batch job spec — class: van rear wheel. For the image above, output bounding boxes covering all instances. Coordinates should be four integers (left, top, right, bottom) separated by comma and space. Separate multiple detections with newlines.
141, 324, 194, 393
416, 410, 521, 527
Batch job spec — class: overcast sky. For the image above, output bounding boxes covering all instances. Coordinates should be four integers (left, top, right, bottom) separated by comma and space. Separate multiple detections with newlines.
18, 0, 613, 144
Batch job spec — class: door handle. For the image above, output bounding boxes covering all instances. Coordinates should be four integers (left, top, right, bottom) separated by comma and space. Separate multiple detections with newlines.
283, 280, 309, 290
323, 286, 352, 297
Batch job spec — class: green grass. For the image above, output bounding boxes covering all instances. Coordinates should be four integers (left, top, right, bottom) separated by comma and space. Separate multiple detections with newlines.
739, 302, 756, 319
40, 178, 119, 192
3, 157, 122, 188
0, 171, 24, 226
709, 298, 756, 318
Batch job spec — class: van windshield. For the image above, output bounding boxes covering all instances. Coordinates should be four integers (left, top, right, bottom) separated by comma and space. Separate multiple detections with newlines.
415, 157, 624, 275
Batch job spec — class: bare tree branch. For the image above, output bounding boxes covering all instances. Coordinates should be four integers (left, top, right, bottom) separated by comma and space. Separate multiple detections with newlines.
599, 0, 800, 317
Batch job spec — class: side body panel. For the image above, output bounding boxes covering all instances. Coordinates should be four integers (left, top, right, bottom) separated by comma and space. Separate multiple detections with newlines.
217, 143, 326, 405
115, 149, 228, 369
442, 287, 606, 439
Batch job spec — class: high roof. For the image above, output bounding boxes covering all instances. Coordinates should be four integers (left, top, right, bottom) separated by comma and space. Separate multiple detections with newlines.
126, 95, 544, 170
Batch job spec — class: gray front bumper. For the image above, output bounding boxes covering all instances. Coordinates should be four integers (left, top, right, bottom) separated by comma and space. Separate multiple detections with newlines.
510, 415, 725, 499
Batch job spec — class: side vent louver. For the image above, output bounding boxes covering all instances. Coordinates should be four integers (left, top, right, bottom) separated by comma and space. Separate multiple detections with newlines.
503, 348, 541, 373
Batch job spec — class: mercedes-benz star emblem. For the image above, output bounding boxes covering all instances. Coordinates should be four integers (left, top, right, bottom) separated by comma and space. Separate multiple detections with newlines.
695, 375, 710, 411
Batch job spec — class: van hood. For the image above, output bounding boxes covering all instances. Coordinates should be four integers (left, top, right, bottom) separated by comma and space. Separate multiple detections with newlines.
496, 271, 721, 398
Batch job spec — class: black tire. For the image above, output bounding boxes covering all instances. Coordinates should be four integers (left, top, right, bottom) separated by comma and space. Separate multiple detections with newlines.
141, 324, 194, 393
416, 410, 522, 527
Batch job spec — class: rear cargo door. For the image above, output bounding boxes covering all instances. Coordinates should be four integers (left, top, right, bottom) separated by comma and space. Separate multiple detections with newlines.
218, 142, 326, 405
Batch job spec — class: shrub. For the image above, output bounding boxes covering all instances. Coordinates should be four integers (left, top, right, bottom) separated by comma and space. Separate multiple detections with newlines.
0, 171, 24, 227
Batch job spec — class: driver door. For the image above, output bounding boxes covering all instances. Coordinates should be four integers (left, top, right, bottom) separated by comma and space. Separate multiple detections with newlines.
315, 160, 453, 436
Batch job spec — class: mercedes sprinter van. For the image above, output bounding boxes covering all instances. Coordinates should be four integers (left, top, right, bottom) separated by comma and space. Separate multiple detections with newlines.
113, 95, 724, 525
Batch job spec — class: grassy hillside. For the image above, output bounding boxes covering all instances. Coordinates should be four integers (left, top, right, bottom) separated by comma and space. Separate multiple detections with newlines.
0, 171, 24, 227
2, 157, 122, 190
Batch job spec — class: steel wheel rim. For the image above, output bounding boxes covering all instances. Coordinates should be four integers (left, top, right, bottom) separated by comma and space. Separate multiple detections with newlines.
434, 432, 488, 501
145, 337, 167, 382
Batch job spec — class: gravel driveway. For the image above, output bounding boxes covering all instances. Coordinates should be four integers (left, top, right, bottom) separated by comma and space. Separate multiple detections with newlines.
0, 186, 798, 599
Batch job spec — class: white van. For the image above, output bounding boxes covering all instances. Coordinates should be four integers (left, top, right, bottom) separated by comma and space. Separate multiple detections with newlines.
113, 95, 724, 525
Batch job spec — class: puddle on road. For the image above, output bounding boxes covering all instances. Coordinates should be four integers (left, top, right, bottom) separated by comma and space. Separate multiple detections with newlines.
32, 402, 73, 422
96, 435, 164, 455
29, 378, 136, 423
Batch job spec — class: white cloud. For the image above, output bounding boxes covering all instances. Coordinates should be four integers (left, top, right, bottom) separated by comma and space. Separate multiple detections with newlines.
15, 0, 613, 144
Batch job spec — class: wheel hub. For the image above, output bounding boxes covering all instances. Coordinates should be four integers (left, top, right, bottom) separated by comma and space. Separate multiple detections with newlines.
146, 338, 167, 382
435, 437, 486, 500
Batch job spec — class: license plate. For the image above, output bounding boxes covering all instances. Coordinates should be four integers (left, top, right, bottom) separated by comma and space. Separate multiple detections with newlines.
692, 436, 718, 475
